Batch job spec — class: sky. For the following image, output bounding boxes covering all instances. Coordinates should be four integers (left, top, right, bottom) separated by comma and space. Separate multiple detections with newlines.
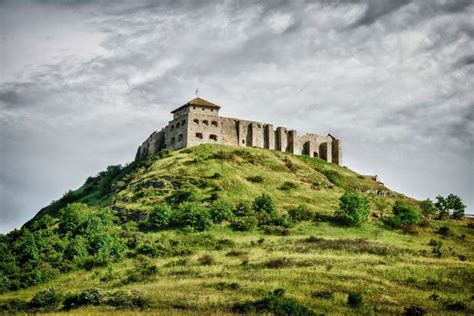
0, 0, 473, 233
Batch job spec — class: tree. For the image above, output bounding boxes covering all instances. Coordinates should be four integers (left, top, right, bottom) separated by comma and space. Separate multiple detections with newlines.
335, 192, 369, 227
59, 203, 90, 234
435, 194, 466, 219
172, 202, 213, 231
371, 196, 390, 219
253, 194, 276, 215
419, 199, 437, 220
148, 204, 173, 230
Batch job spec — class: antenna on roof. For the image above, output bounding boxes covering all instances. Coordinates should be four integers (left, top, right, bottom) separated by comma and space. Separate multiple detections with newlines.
195, 88, 199, 97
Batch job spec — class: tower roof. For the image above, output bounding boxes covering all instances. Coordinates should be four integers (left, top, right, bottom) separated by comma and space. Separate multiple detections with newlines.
171, 97, 220, 114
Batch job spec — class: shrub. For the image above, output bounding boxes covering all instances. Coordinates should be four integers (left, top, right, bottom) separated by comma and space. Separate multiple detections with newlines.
59, 203, 90, 234
29, 288, 63, 311
404, 305, 426, 315
347, 292, 363, 308
311, 291, 333, 299
419, 199, 436, 220
437, 225, 450, 236
386, 201, 420, 228
444, 300, 467, 311
209, 200, 234, 223
105, 290, 151, 309
253, 194, 276, 214
172, 202, 213, 231
335, 192, 369, 227
0, 299, 28, 313
148, 204, 172, 230
63, 288, 102, 310
431, 241, 443, 258
166, 186, 201, 205
280, 181, 298, 190
230, 202, 258, 231
261, 225, 290, 236
198, 254, 215, 265
288, 204, 315, 221
233, 288, 315, 316
123, 256, 158, 284
247, 175, 264, 183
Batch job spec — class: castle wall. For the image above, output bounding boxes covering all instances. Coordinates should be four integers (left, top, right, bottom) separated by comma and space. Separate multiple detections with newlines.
136, 105, 342, 165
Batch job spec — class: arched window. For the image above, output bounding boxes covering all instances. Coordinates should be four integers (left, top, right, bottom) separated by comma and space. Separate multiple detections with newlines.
193, 119, 199, 124
176, 122, 180, 128
170, 137, 175, 144
170, 125, 174, 130
209, 134, 217, 141
196, 133, 203, 139
211, 121, 218, 127
178, 134, 183, 141
181, 120, 186, 125
203, 120, 209, 126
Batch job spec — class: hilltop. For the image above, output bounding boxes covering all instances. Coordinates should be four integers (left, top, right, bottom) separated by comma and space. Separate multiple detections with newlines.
0, 144, 472, 315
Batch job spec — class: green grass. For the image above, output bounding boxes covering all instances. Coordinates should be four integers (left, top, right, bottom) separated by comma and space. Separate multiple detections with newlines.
2, 144, 472, 315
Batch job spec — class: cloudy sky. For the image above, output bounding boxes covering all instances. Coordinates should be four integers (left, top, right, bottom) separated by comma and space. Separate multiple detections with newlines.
0, 0, 473, 233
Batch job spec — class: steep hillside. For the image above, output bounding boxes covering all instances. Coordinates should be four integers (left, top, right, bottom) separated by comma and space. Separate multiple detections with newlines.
1, 144, 472, 315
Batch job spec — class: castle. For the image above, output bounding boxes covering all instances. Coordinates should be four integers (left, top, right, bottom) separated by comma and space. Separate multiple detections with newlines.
136, 97, 342, 165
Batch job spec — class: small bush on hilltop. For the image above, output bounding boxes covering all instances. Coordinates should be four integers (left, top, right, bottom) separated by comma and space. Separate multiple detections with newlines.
148, 204, 172, 231
288, 204, 315, 221
233, 288, 315, 316
335, 192, 369, 227
209, 200, 234, 223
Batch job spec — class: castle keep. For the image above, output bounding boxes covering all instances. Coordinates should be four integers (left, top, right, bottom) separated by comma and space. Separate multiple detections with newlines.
136, 97, 342, 165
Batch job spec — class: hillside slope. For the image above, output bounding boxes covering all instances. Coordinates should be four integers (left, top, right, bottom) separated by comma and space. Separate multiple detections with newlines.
1, 144, 472, 315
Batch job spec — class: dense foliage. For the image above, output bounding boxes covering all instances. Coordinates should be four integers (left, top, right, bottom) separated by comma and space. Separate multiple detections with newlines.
335, 192, 369, 227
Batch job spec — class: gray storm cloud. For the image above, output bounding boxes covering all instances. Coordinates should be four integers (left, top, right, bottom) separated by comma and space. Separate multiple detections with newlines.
0, 0, 473, 233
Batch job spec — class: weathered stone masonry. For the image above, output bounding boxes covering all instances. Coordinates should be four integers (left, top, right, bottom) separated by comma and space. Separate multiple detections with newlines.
136, 97, 342, 165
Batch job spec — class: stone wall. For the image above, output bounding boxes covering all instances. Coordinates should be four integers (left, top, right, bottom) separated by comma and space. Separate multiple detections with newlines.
136, 106, 342, 165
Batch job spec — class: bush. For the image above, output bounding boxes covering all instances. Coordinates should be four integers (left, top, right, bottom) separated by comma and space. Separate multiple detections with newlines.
166, 186, 201, 205
148, 204, 172, 231
123, 256, 158, 284
105, 290, 151, 309
261, 225, 290, 236
0, 299, 28, 313
198, 254, 215, 265
29, 288, 63, 311
63, 288, 102, 310
437, 225, 450, 236
172, 202, 213, 231
230, 202, 258, 231
311, 291, 333, 299
335, 192, 369, 227
444, 300, 467, 311
386, 201, 420, 228
247, 175, 264, 183
288, 204, 315, 221
280, 181, 298, 190
233, 288, 315, 316
404, 305, 426, 315
347, 292, 363, 308
209, 200, 234, 223
253, 194, 276, 214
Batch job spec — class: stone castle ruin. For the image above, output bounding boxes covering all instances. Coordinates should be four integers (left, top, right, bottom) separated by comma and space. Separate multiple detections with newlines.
136, 97, 342, 165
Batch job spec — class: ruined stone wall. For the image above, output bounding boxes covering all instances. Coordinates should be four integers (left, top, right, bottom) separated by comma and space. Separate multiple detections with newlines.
136, 109, 342, 165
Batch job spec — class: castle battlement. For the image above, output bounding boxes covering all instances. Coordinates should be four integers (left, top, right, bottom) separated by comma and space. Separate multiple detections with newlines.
136, 97, 342, 165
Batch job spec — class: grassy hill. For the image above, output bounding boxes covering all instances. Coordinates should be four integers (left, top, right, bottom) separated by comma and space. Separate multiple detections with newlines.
0, 144, 472, 315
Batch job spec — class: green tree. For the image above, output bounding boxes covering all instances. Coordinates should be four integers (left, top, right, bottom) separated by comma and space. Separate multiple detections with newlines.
59, 203, 90, 234
436, 194, 466, 219
371, 196, 390, 219
148, 204, 173, 230
419, 199, 437, 220
335, 192, 369, 227
230, 202, 258, 231
253, 194, 276, 215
